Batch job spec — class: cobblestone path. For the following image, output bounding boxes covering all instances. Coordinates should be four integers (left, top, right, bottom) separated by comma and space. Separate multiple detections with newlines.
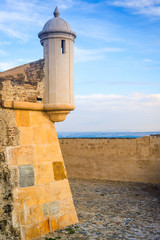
40, 179, 160, 240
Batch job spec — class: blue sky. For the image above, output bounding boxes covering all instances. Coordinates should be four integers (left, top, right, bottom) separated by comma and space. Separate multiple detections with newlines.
0, 0, 160, 132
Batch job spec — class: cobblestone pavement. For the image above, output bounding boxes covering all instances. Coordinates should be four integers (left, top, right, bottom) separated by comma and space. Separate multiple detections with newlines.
40, 179, 160, 240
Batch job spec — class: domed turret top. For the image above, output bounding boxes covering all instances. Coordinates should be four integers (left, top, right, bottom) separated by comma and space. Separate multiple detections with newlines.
38, 7, 76, 39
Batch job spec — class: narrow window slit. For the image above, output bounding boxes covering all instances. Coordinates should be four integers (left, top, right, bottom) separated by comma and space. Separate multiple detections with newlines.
61, 40, 65, 54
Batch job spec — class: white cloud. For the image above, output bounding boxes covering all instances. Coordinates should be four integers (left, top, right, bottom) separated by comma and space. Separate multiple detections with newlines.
0, 11, 33, 23
74, 19, 124, 43
112, 0, 155, 8
0, 41, 10, 45
0, 0, 45, 24
0, 58, 36, 71
75, 93, 160, 110
75, 46, 124, 63
0, 62, 16, 71
112, 0, 160, 17
0, 0, 51, 41
0, 24, 27, 41
143, 58, 153, 62
56, 92, 160, 131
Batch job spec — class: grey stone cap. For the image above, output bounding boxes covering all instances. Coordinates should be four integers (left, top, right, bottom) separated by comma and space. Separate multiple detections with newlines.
38, 7, 76, 39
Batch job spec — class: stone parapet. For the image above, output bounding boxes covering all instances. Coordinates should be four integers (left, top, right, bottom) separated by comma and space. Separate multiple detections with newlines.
2, 101, 75, 122
59, 137, 160, 184
0, 59, 45, 104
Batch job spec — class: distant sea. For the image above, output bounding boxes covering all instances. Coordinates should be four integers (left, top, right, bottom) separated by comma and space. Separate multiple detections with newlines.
57, 132, 160, 139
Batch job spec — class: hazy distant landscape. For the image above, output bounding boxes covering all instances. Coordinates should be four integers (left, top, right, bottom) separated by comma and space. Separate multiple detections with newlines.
58, 131, 160, 138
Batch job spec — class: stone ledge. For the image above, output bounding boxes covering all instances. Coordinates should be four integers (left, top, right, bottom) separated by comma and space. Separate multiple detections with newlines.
2, 101, 75, 111
2, 101, 75, 122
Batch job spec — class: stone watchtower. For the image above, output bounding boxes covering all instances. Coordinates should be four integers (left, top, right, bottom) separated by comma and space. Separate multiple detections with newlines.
38, 7, 76, 122
0, 7, 78, 240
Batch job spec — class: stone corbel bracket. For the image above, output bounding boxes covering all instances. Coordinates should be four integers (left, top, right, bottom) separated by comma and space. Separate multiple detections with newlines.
2, 101, 75, 122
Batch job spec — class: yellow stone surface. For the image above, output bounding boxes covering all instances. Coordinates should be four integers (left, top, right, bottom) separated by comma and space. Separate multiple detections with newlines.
22, 223, 40, 240
53, 162, 67, 181
59, 198, 76, 215
17, 186, 46, 208
39, 219, 50, 235
29, 111, 51, 127
34, 162, 54, 184
18, 127, 35, 146
7, 146, 34, 165
15, 110, 30, 127
44, 179, 72, 202
50, 218, 59, 231
34, 144, 63, 163
20, 205, 43, 225
58, 212, 78, 229
18, 187, 37, 208
10, 109, 78, 239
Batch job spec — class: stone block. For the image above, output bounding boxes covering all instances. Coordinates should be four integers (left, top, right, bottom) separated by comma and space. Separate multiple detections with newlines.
18, 165, 35, 188
11, 205, 20, 228
32, 127, 48, 144
34, 144, 63, 163
58, 212, 78, 229
35, 186, 46, 205
53, 162, 67, 181
17, 186, 46, 209
50, 218, 59, 231
15, 110, 30, 127
42, 201, 60, 218
29, 111, 51, 127
20, 205, 43, 225
34, 162, 54, 184
32, 126, 57, 145
39, 219, 50, 236
44, 179, 72, 202
45, 126, 58, 143
18, 127, 34, 146
22, 223, 40, 240
7, 146, 34, 165
18, 188, 37, 208
59, 197, 75, 215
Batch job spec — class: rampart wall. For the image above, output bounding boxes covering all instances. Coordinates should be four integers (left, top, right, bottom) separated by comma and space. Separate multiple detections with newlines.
0, 59, 44, 104
59, 136, 160, 184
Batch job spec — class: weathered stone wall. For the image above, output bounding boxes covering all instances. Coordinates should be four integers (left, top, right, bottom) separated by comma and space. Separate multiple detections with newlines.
0, 59, 45, 104
0, 109, 20, 239
0, 109, 77, 239
59, 137, 160, 184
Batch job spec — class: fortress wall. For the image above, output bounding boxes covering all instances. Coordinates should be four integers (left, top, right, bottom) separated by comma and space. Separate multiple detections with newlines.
0, 59, 45, 104
0, 109, 78, 240
59, 137, 160, 184
0, 109, 20, 240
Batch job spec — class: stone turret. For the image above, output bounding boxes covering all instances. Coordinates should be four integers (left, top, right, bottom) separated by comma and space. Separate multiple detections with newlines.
38, 7, 76, 122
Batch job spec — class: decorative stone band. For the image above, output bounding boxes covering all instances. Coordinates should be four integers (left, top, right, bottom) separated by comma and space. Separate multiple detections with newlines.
2, 101, 75, 122
39, 31, 76, 45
